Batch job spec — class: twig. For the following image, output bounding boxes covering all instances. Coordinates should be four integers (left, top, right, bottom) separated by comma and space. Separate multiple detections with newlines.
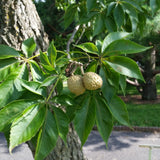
75, 24, 86, 45
66, 25, 80, 59
126, 79, 140, 87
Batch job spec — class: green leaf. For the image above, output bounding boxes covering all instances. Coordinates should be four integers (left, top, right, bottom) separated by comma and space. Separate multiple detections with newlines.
119, 75, 126, 95
106, 95, 130, 126
52, 106, 69, 143
113, 4, 124, 28
122, 0, 142, 12
47, 41, 57, 66
100, 67, 116, 103
0, 99, 39, 131
103, 39, 152, 56
74, 95, 96, 146
122, 3, 138, 31
94, 95, 113, 146
35, 110, 58, 160
101, 32, 131, 53
22, 38, 36, 58
75, 43, 99, 55
9, 103, 46, 152
20, 79, 47, 97
86, 61, 98, 72
64, 4, 77, 29
40, 51, 51, 66
107, 2, 116, 16
40, 76, 58, 87
52, 95, 75, 107
29, 60, 45, 82
150, 0, 158, 14
0, 45, 20, 59
102, 61, 120, 89
52, 95, 77, 122
95, 40, 102, 52
105, 16, 117, 32
0, 64, 28, 108
56, 78, 63, 95
93, 14, 104, 37
87, 0, 97, 12
0, 58, 19, 82
106, 56, 144, 81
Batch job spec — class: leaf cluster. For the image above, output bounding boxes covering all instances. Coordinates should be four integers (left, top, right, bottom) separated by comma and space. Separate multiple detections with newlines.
0, 34, 151, 159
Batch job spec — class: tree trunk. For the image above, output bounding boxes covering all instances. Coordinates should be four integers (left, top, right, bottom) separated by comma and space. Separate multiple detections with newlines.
141, 47, 157, 100
0, 1, 87, 160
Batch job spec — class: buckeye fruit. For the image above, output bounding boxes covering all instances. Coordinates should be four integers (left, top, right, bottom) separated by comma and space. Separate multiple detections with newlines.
83, 72, 103, 90
67, 75, 86, 95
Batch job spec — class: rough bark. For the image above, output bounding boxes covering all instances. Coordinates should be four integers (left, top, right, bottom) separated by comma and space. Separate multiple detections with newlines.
45, 125, 87, 160
0, 0, 49, 51
141, 47, 157, 100
0, 1, 87, 160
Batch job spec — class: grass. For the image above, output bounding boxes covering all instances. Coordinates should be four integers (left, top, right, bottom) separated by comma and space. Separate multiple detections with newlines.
114, 103, 160, 127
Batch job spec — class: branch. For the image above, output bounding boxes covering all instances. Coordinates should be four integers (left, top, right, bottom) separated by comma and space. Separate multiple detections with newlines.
152, 70, 160, 76
66, 25, 80, 59
126, 79, 140, 87
75, 24, 85, 45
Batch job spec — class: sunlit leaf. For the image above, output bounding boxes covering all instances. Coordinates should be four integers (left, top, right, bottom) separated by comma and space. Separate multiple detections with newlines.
74, 95, 96, 146
105, 56, 144, 81
75, 43, 99, 55
22, 38, 36, 58
9, 103, 46, 152
52, 106, 69, 143
103, 39, 152, 56
0, 99, 39, 131
35, 109, 58, 160
106, 95, 130, 126
0, 45, 20, 59
101, 32, 131, 53
94, 95, 113, 146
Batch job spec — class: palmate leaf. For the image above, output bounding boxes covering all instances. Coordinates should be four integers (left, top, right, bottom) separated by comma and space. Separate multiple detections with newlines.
122, 0, 142, 12
29, 60, 45, 82
86, 0, 97, 12
94, 95, 113, 146
9, 103, 46, 153
74, 95, 96, 146
35, 110, 58, 160
22, 37, 36, 58
0, 58, 19, 82
52, 106, 69, 143
20, 79, 47, 97
0, 99, 39, 131
0, 45, 20, 59
100, 67, 116, 103
93, 14, 104, 37
122, 3, 138, 31
103, 39, 152, 56
75, 43, 99, 55
105, 56, 144, 81
47, 41, 57, 66
102, 61, 120, 89
0, 64, 28, 108
64, 4, 77, 29
106, 95, 130, 126
101, 32, 131, 53
40, 51, 50, 66
105, 16, 117, 32
113, 4, 124, 28
119, 75, 126, 95
40, 76, 58, 87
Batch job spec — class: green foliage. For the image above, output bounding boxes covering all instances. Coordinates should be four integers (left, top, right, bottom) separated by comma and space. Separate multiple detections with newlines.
0, 32, 151, 159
